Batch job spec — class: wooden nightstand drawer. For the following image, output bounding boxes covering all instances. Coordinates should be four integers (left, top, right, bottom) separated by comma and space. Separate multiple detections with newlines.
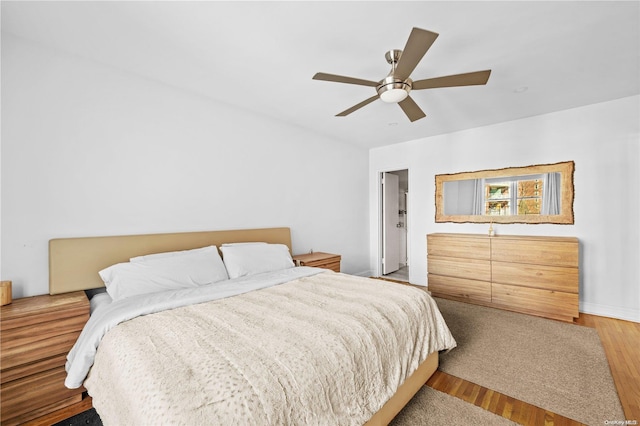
1, 313, 87, 346
293, 252, 341, 272
0, 291, 89, 425
1, 366, 83, 424
311, 260, 341, 272
0, 292, 88, 332
1, 331, 83, 371
0, 353, 67, 385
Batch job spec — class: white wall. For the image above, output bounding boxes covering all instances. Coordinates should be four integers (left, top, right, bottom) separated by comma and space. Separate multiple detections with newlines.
1, 34, 370, 298
370, 95, 640, 322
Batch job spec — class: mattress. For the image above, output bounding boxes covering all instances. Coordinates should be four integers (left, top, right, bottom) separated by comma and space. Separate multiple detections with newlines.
69, 269, 456, 425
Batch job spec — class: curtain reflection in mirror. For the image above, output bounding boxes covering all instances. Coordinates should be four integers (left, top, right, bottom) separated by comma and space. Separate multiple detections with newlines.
542, 172, 561, 215
472, 179, 484, 215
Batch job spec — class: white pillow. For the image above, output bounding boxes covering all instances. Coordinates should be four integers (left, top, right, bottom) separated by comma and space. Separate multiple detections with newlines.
130, 245, 213, 262
220, 243, 294, 279
100, 246, 229, 301
221, 242, 267, 247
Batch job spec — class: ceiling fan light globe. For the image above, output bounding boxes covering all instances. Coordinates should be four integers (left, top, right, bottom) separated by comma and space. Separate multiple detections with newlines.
380, 87, 409, 103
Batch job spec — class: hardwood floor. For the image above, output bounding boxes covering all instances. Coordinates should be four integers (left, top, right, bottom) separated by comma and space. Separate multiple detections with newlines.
425, 311, 640, 425
575, 313, 640, 421
426, 370, 583, 425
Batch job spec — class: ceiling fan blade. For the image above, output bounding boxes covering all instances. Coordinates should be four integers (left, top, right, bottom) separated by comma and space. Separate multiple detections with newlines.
336, 95, 379, 117
398, 96, 426, 122
313, 72, 379, 87
413, 70, 492, 90
394, 28, 439, 80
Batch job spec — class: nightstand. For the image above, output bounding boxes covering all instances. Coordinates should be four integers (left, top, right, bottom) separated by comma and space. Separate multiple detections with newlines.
293, 252, 341, 272
1, 291, 90, 425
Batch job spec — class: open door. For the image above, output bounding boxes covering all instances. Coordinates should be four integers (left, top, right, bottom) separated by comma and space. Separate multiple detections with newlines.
382, 172, 400, 275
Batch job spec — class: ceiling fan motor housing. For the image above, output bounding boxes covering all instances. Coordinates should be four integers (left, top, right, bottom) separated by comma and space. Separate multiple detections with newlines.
377, 49, 412, 103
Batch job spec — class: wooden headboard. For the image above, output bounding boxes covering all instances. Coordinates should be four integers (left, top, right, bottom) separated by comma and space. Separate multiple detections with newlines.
49, 227, 292, 295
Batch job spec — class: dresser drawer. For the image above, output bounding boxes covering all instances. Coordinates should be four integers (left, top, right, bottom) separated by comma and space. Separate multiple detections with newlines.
427, 234, 490, 260
492, 261, 578, 293
491, 238, 578, 267
491, 283, 579, 320
428, 256, 491, 282
428, 274, 491, 303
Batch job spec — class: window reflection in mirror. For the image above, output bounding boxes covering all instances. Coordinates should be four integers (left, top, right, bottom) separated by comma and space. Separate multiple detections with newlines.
444, 173, 560, 216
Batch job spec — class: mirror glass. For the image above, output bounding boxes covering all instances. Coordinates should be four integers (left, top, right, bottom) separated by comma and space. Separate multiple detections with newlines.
435, 161, 574, 224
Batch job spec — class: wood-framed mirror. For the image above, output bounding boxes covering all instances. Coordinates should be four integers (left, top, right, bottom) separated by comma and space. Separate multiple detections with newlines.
435, 161, 575, 224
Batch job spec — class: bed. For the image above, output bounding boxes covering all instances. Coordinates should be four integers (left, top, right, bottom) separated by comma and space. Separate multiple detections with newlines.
50, 227, 456, 425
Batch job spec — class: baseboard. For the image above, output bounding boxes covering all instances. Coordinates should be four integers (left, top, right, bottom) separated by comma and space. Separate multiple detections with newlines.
580, 301, 640, 323
352, 269, 374, 277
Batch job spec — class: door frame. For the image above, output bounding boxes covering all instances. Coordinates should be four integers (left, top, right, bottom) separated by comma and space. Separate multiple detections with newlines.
382, 172, 400, 275
377, 168, 410, 278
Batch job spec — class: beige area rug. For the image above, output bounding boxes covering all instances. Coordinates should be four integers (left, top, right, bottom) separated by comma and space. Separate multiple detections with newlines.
391, 386, 517, 425
434, 297, 625, 425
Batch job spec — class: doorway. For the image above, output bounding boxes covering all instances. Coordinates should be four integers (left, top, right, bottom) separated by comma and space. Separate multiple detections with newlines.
381, 169, 409, 282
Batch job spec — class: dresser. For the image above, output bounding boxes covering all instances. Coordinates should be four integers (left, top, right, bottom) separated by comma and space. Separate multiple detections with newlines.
292, 252, 341, 272
427, 233, 579, 322
1, 291, 90, 425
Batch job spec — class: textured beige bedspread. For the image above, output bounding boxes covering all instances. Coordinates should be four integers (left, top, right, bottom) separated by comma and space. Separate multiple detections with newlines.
85, 272, 456, 425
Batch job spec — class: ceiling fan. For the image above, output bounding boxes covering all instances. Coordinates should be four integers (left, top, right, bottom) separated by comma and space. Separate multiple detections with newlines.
313, 27, 491, 122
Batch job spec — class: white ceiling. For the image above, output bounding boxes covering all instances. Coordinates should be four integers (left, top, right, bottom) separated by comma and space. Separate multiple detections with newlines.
2, 1, 639, 149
